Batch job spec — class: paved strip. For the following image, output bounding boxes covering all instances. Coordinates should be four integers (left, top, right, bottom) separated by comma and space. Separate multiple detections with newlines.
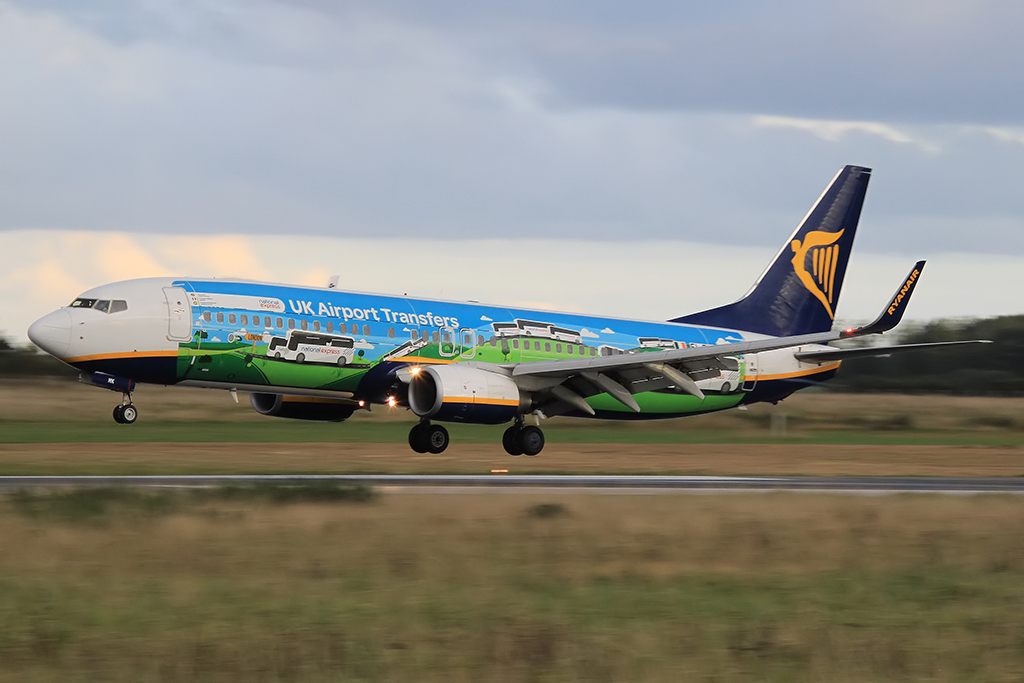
1, 474, 1024, 494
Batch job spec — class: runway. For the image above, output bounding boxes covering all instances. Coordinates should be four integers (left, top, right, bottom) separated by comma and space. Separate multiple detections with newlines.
1, 474, 1024, 494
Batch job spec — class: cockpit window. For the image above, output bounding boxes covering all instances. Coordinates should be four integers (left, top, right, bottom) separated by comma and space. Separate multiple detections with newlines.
68, 298, 127, 313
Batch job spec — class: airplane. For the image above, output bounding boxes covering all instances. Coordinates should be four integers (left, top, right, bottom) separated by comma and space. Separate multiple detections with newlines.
27, 165, 984, 456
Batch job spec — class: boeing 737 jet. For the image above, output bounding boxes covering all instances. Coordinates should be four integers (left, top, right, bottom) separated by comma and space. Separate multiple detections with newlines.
28, 166, 981, 455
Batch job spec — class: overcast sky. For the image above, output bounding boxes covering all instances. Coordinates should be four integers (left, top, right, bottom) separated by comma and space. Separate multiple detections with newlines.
2, 0, 1023, 341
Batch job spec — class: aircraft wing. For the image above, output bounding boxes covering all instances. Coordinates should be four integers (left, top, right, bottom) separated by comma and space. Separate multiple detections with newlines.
794, 339, 991, 362
502, 261, 939, 414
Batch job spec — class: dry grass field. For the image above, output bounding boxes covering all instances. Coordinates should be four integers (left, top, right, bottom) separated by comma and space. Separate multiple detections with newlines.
1, 489, 1024, 682
1, 380, 1022, 476
3, 382, 1024, 680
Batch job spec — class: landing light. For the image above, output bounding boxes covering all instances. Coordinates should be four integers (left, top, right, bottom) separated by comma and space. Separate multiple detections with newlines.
387, 396, 397, 408
358, 400, 365, 407
409, 367, 421, 376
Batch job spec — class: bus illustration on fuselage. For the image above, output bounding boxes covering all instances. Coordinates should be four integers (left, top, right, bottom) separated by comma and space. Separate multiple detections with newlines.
267, 330, 356, 365
491, 320, 583, 344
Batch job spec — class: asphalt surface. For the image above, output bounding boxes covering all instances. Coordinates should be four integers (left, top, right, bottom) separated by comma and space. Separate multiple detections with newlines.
1, 474, 1023, 494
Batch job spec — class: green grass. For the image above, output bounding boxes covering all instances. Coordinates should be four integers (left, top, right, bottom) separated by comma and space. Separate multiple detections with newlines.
2, 418, 1023, 446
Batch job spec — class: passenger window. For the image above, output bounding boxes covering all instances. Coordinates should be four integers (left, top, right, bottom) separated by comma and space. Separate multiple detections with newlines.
410, 330, 418, 340
556, 343, 562, 353
276, 317, 283, 329
204, 311, 212, 322
240, 314, 248, 326
490, 338, 497, 347
301, 320, 308, 331
388, 328, 395, 338
567, 345, 573, 355
109, 300, 128, 314
216, 312, 224, 323
229, 313, 236, 325
421, 330, 429, 341
363, 325, 370, 336
313, 321, 320, 332
545, 342, 551, 352
432, 332, 439, 342
326, 322, 334, 333
477, 335, 484, 346
578, 345, 585, 355
349, 324, 358, 335
590, 347, 595, 356
512, 339, 519, 349
288, 319, 295, 329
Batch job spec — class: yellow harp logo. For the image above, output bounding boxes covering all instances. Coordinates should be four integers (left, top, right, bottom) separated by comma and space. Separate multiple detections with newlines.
790, 229, 844, 319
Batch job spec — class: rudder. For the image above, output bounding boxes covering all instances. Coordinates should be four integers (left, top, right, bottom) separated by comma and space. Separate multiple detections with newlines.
673, 165, 871, 337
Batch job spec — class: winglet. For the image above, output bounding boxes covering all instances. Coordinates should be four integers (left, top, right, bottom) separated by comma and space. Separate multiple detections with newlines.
843, 260, 926, 338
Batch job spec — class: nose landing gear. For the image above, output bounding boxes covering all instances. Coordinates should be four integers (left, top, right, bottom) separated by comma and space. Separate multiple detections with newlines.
112, 393, 138, 424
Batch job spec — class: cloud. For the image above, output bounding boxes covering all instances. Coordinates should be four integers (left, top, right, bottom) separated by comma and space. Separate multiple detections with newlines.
600, 327, 615, 334
579, 328, 599, 338
751, 115, 935, 151
479, 315, 492, 321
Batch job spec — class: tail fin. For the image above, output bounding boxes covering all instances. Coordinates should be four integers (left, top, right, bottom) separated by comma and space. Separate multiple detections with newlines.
673, 165, 871, 337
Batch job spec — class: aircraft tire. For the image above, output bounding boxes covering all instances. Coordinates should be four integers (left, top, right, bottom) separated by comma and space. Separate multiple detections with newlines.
502, 426, 524, 456
520, 426, 544, 456
408, 424, 430, 453
121, 405, 138, 424
426, 425, 449, 454
113, 405, 125, 424
296, 353, 305, 364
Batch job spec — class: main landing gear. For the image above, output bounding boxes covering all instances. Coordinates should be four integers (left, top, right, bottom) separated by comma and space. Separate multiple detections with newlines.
406, 418, 545, 456
112, 392, 138, 424
502, 421, 545, 456
409, 420, 450, 454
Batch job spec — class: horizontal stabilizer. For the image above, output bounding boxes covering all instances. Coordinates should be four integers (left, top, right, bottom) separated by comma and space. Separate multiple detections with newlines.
795, 339, 992, 363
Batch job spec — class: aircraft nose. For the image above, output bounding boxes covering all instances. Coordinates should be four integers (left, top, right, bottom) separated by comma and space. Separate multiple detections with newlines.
27, 309, 72, 359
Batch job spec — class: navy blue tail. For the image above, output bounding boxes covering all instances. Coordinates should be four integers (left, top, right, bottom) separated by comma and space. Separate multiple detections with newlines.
673, 165, 871, 337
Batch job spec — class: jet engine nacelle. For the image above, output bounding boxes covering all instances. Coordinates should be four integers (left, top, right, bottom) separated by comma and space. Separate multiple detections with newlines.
250, 393, 355, 422
408, 365, 524, 424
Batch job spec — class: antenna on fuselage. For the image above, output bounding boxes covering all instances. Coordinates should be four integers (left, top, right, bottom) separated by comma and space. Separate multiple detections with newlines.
327, 275, 339, 289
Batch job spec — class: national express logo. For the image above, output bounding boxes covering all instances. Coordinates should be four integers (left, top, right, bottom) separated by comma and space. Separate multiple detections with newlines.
790, 229, 844, 319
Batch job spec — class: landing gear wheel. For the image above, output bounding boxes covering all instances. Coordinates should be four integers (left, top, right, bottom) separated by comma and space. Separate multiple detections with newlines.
425, 425, 449, 454
113, 405, 125, 424
519, 425, 544, 456
502, 426, 524, 456
120, 405, 138, 424
408, 424, 429, 453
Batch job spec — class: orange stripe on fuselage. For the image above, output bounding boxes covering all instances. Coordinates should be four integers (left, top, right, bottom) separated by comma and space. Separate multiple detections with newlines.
63, 350, 180, 363
750, 362, 841, 382
444, 396, 519, 407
